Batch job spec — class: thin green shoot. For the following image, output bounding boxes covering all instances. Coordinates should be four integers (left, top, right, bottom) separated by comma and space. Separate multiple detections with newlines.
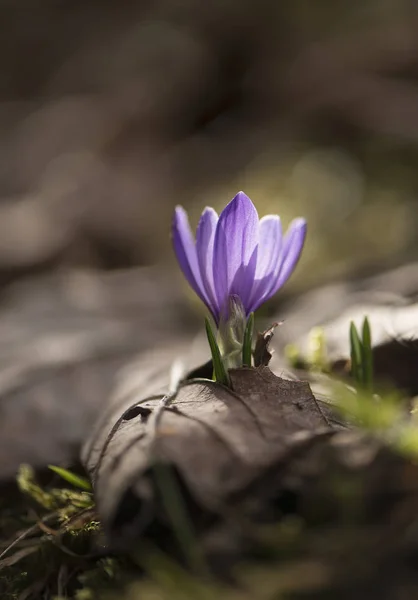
204, 317, 230, 386
48, 465, 92, 492
242, 312, 254, 367
349, 317, 373, 391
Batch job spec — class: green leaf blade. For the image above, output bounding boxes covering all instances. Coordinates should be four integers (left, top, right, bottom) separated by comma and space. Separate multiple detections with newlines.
361, 316, 373, 391
242, 312, 254, 367
205, 317, 230, 386
48, 465, 92, 491
349, 321, 363, 385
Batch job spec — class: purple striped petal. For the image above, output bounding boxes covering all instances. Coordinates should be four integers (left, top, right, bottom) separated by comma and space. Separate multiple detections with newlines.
213, 192, 259, 314
266, 218, 307, 300
172, 192, 307, 325
229, 245, 258, 312
196, 207, 218, 318
172, 206, 209, 306
247, 215, 283, 313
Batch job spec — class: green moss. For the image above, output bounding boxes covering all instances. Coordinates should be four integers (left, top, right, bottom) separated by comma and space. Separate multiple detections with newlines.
0, 464, 120, 599
17, 464, 93, 519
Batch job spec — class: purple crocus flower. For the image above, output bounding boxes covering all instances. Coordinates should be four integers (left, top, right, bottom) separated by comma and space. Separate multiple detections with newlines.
172, 191, 307, 325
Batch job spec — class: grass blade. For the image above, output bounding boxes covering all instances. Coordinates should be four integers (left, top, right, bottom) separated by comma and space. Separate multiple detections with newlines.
205, 317, 230, 386
153, 463, 208, 575
361, 317, 373, 391
349, 321, 363, 384
48, 466, 92, 491
242, 312, 254, 367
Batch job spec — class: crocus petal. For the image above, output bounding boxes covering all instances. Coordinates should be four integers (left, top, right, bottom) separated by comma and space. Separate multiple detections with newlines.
172, 192, 307, 326
229, 245, 258, 314
172, 206, 209, 306
247, 215, 282, 313
213, 192, 259, 313
266, 217, 307, 299
196, 207, 218, 317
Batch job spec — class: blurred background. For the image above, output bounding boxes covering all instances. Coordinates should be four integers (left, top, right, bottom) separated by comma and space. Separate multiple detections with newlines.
1, 0, 418, 292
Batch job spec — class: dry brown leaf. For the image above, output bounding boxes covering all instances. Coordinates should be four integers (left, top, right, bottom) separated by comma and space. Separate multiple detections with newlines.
82, 365, 332, 546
